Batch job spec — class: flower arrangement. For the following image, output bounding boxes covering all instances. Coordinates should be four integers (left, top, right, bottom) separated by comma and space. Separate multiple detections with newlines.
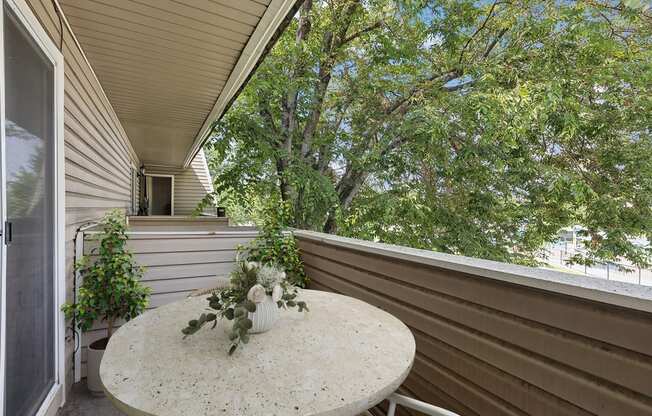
182, 259, 308, 355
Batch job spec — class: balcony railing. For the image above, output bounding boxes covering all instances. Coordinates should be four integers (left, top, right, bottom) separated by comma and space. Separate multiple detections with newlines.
294, 230, 652, 416
73, 224, 652, 415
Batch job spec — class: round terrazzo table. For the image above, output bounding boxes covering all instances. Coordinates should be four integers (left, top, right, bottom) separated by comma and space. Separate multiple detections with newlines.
100, 289, 415, 416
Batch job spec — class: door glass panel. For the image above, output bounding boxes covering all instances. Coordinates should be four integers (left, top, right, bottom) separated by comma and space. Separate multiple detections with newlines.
4, 4, 56, 416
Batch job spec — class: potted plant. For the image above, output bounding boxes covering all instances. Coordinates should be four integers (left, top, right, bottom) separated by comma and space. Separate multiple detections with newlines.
62, 210, 150, 395
182, 259, 308, 355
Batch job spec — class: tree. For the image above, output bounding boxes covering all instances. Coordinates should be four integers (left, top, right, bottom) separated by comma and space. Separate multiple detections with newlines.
62, 210, 150, 338
203, 0, 652, 267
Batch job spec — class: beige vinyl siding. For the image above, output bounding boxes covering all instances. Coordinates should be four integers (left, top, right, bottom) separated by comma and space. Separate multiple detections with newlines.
26, 0, 139, 390
145, 149, 214, 215
79, 230, 256, 377
174, 150, 214, 215
127, 216, 231, 232
295, 231, 652, 416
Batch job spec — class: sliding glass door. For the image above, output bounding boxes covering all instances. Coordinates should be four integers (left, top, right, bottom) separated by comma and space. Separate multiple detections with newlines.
1, 1, 63, 415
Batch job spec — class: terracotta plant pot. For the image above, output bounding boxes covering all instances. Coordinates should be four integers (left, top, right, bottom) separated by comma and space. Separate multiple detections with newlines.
87, 337, 109, 396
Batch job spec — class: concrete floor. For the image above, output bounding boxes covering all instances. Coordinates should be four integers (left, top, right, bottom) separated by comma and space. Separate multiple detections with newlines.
57, 381, 374, 416
57, 382, 124, 416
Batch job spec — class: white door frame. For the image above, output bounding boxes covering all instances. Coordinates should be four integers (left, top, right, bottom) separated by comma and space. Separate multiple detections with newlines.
0, 0, 66, 415
145, 174, 174, 216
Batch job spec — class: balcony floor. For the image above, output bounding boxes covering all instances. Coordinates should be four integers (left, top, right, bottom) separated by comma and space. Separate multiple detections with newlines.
58, 381, 124, 416
58, 381, 374, 416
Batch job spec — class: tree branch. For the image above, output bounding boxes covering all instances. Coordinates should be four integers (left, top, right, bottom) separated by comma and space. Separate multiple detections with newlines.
458, 0, 502, 65
482, 27, 509, 58
300, 0, 361, 159
382, 70, 460, 116
341, 20, 383, 44
258, 102, 278, 136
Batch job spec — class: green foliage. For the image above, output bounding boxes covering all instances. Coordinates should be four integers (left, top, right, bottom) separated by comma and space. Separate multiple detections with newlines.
62, 210, 150, 338
181, 261, 308, 355
243, 200, 308, 287
203, 0, 652, 267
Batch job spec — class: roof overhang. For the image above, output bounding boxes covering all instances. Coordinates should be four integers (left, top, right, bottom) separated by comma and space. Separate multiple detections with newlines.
59, 0, 301, 168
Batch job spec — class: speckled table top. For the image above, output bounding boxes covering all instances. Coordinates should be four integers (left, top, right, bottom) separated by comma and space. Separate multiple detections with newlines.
100, 289, 415, 416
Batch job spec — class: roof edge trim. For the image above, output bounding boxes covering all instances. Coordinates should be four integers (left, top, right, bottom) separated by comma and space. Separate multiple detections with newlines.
182, 0, 302, 168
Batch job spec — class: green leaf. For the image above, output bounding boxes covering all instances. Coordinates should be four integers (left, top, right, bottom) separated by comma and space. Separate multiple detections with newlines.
241, 318, 253, 330
244, 301, 257, 313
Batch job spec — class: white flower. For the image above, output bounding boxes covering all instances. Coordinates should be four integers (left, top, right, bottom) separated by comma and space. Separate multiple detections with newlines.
246, 261, 260, 270
272, 285, 284, 303
247, 284, 267, 304
257, 264, 286, 289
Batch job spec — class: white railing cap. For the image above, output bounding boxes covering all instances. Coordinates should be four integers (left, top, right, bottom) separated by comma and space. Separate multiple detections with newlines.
293, 230, 652, 314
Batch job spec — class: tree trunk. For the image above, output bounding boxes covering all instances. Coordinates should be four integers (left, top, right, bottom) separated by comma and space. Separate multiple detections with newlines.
282, 0, 313, 136
323, 213, 338, 234
276, 0, 313, 209
323, 168, 369, 233
276, 157, 291, 203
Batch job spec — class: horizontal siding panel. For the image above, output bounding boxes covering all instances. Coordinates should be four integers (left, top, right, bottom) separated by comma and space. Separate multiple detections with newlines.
66, 194, 131, 209
59, 47, 135, 157
175, 149, 213, 215
146, 275, 226, 295
306, 265, 640, 416
86, 236, 252, 253
297, 233, 652, 416
62, 73, 133, 169
149, 291, 193, 308
65, 148, 131, 194
134, 250, 237, 266
300, 251, 652, 397
63, 116, 131, 185
298, 240, 652, 356
65, 176, 130, 201
141, 262, 233, 281
411, 331, 591, 416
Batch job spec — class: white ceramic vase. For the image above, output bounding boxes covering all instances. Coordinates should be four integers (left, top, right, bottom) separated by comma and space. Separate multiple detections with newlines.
248, 295, 279, 333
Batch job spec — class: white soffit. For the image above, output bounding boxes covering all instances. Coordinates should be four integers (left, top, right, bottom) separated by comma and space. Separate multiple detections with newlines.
59, 0, 299, 167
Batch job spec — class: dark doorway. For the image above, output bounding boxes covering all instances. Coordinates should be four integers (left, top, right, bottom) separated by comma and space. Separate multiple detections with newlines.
147, 175, 173, 215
